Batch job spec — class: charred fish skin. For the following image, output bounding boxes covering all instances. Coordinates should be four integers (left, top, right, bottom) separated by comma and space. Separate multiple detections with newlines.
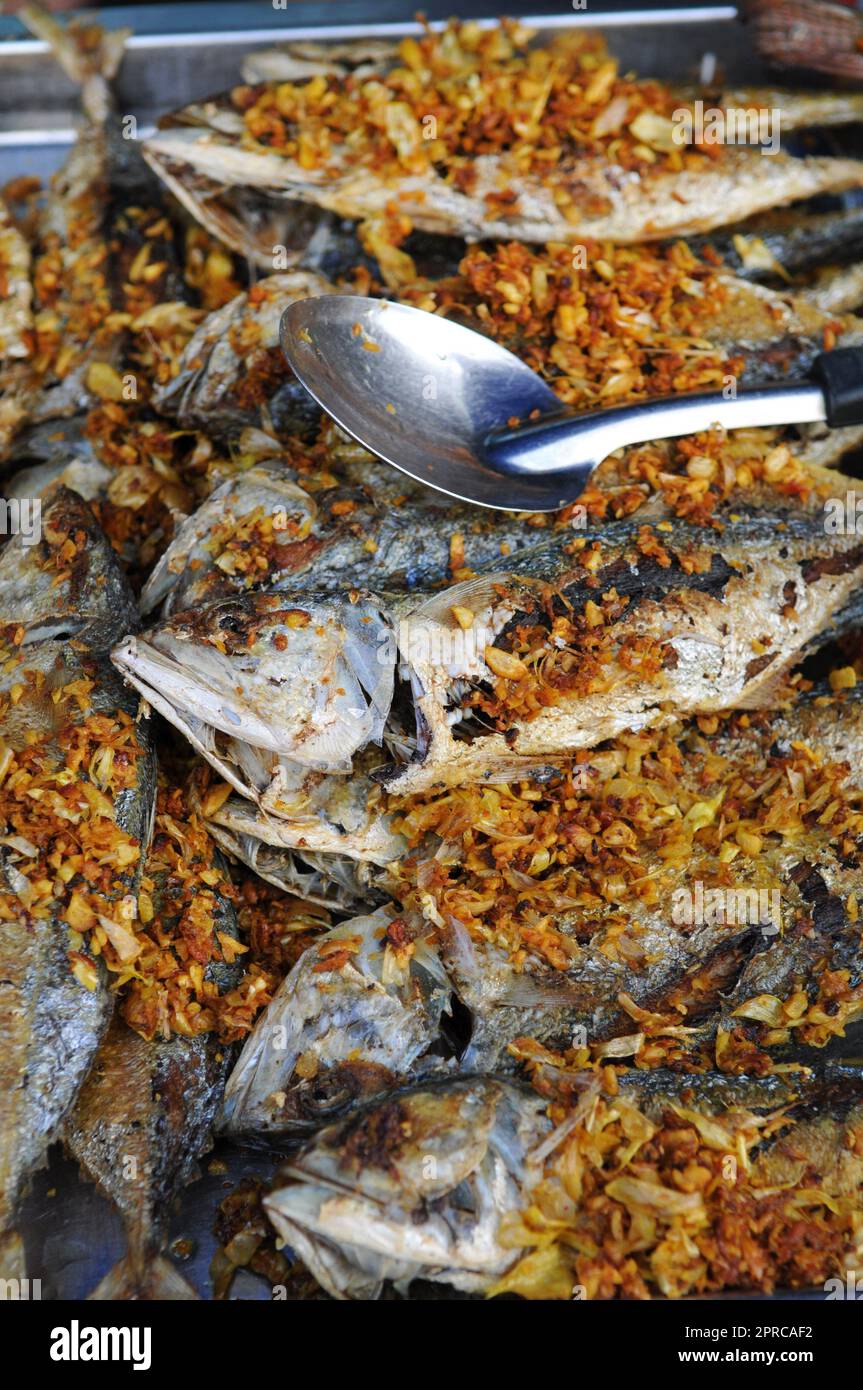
263, 1074, 551, 1300
383, 509, 863, 794
701, 691, 863, 1071
688, 204, 863, 286
220, 906, 452, 1144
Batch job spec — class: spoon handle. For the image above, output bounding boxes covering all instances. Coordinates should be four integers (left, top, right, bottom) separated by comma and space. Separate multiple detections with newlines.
483, 347, 863, 481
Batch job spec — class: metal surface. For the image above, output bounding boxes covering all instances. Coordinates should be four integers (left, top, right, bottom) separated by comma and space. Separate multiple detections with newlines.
282, 296, 567, 511
483, 383, 828, 491
282, 297, 836, 511
0, 5, 753, 184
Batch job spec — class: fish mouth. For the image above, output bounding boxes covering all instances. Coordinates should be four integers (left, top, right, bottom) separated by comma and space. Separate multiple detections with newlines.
111, 633, 295, 756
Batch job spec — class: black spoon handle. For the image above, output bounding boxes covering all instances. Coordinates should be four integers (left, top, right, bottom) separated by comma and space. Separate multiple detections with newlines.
812, 348, 863, 428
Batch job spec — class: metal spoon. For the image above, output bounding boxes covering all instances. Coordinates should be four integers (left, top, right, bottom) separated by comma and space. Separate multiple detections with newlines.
280, 295, 863, 513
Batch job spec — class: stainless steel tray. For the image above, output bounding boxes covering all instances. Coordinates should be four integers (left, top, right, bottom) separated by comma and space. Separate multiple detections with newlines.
1, 1, 854, 1302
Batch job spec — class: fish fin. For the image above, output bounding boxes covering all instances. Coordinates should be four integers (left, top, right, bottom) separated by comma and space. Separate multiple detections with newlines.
88, 1254, 199, 1301
0, 1230, 26, 1281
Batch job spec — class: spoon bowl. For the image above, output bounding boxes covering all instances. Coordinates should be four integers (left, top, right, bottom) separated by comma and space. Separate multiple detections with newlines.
280, 295, 573, 511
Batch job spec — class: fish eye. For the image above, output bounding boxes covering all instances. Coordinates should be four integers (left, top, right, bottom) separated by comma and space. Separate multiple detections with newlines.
300, 1072, 356, 1116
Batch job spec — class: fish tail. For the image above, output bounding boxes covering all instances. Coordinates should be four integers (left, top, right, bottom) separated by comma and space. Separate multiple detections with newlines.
17, 4, 129, 121
0, 1230, 26, 1281
88, 1253, 199, 1301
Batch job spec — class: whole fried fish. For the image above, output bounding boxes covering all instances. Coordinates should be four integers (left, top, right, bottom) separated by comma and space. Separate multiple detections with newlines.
151, 252, 863, 444
220, 906, 452, 1143
0, 8, 129, 460
205, 683, 863, 1076
142, 25, 863, 264
63, 761, 246, 1299
1, 6, 190, 465
264, 1065, 863, 1300
402, 686, 863, 1073
0, 493, 155, 1278
114, 509, 863, 802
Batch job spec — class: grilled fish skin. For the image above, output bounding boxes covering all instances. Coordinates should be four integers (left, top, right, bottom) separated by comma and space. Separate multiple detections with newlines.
139, 462, 554, 619
690, 204, 863, 287
216, 685, 863, 1082
0, 498, 156, 1280
263, 1075, 551, 1299
265, 1064, 863, 1300
220, 906, 452, 1143
382, 511, 863, 794
142, 22, 863, 260
0, 486, 138, 652
0, 837, 114, 1281
152, 271, 334, 437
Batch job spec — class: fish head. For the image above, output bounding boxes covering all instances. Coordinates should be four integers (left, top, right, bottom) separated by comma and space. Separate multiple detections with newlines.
140, 465, 320, 617
220, 907, 451, 1140
263, 1077, 550, 1298
0, 486, 137, 650
112, 590, 395, 774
